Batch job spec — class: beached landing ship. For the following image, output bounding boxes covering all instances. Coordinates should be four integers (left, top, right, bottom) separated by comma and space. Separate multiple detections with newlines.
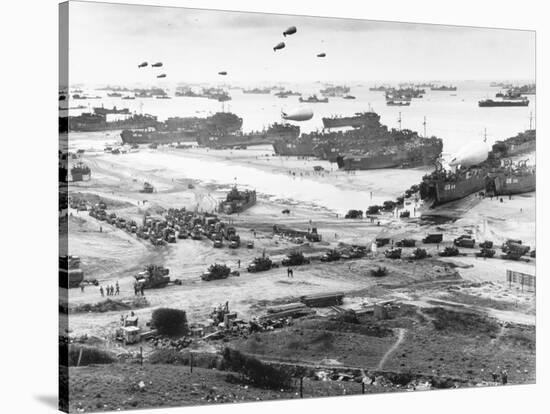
67, 112, 158, 132
419, 130, 536, 205
120, 112, 243, 145
197, 123, 300, 149
275, 111, 443, 170
218, 186, 257, 214
322, 112, 381, 129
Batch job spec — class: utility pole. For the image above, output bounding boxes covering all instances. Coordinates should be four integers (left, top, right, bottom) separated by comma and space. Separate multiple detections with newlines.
423, 116, 427, 138
529, 112, 533, 130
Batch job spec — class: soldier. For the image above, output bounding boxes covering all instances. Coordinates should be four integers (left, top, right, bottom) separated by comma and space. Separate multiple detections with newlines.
501, 369, 508, 385
80, 283, 85, 293
115, 281, 120, 295
140, 284, 145, 296
100, 286, 104, 297
237, 259, 241, 268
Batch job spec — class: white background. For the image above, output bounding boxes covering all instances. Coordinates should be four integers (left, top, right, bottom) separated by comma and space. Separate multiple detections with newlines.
0, 0, 547, 413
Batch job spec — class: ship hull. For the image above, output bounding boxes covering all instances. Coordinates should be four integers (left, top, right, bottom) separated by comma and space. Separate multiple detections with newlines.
433, 176, 487, 204
492, 173, 536, 195
479, 100, 529, 107
120, 130, 198, 145
272, 141, 316, 157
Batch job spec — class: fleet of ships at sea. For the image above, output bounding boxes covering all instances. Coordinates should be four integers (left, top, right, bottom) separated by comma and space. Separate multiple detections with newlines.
60, 82, 536, 208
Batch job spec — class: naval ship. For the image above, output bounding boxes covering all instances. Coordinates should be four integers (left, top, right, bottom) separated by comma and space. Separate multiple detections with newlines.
197, 123, 300, 149
120, 112, 243, 145
322, 111, 381, 129
419, 130, 536, 205
68, 112, 158, 132
274, 111, 443, 169
218, 186, 257, 214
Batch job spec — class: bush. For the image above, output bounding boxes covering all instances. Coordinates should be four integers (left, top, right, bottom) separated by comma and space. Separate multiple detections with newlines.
151, 308, 188, 337
68, 345, 115, 366
149, 349, 189, 365
222, 348, 293, 389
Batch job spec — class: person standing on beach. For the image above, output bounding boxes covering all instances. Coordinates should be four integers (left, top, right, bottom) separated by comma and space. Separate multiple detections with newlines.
100, 286, 104, 297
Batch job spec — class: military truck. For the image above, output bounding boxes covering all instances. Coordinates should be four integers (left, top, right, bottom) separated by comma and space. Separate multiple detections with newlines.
454, 235, 475, 248
396, 239, 416, 247
135, 265, 172, 289
247, 256, 278, 273
375, 237, 390, 247
282, 251, 310, 266
476, 248, 496, 258
479, 241, 494, 249
423, 234, 443, 244
320, 250, 341, 262
384, 248, 402, 259
201, 264, 231, 281
439, 246, 460, 257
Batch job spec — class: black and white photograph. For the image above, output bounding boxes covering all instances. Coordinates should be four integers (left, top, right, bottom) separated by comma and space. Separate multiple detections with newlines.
54, 0, 540, 412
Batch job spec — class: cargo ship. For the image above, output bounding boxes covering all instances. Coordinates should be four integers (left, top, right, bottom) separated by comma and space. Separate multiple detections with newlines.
319, 85, 350, 97
299, 95, 328, 103
93, 106, 131, 116
274, 111, 443, 169
242, 88, 271, 94
385, 87, 424, 99
488, 129, 536, 160
120, 112, 243, 145
336, 137, 443, 170
68, 113, 158, 132
369, 85, 390, 92
107, 92, 122, 97
478, 98, 529, 107
197, 123, 300, 148
430, 85, 457, 91
70, 162, 91, 182
386, 100, 411, 106
275, 90, 301, 98
218, 186, 257, 214
322, 111, 382, 129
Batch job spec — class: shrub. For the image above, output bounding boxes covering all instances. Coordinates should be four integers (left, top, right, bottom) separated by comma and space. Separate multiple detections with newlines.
222, 348, 293, 389
149, 349, 189, 365
151, 308, 188, 337
68, 345, 115, 366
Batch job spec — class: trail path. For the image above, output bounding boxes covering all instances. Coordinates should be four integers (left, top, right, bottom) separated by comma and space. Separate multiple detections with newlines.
377, 328, 406, 370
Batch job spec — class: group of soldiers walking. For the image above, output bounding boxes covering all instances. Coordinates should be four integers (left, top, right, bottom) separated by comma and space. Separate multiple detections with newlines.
99, 281, 120, 297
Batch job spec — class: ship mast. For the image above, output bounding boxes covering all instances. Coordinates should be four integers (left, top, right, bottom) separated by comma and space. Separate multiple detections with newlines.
398, 112, 402, 131
423, 116, 427, 138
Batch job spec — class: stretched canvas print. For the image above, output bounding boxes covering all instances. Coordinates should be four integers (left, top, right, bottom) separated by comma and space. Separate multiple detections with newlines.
59, 1, 536, 412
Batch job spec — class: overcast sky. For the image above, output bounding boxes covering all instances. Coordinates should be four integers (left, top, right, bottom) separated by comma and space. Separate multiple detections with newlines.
67, 1, 535, 85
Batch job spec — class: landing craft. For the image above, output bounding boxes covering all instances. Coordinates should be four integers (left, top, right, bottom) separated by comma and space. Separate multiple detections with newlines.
448, 141, 491, 168
151, 62, 163, 67
157, 74, 167, 78
317, 53, 326, 58
273, 42, 285, 52
138, 62, 148, 68
283, 26, 297, 36
218, 71, 227, 76
281, 107, 313, 121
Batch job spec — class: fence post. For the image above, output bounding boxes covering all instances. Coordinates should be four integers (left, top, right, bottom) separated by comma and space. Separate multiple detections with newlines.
77, 348, 83, 367
140, 347, 143, 366
362, 381, 365, 394
300, 377, 303, 398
